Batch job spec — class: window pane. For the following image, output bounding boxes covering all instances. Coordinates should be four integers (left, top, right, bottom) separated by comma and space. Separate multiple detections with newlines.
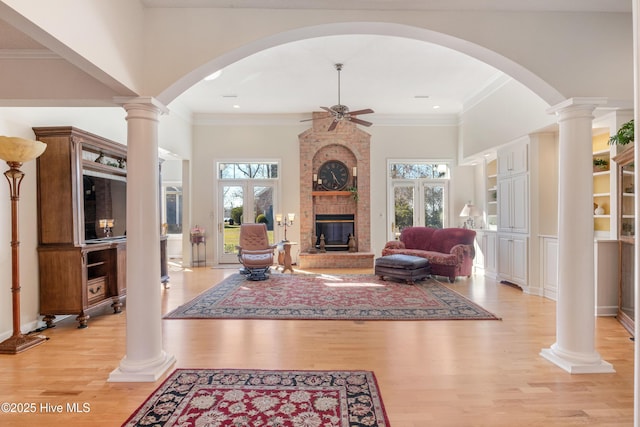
394, 186, 414, 231
219, 162, 278, 179
390, 163, 448, 179
424, 183, 444, 228
165, 186, 183, 234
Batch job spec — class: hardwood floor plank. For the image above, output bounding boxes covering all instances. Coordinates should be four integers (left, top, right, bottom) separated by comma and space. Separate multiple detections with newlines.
0, 265, 633, 426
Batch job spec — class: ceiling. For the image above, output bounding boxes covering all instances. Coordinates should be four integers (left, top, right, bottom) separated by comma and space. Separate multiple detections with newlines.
0, 0, 632, 123
173, 34, 504, 119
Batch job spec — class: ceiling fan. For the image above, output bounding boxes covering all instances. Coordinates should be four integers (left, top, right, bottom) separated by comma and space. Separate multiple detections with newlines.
302, 63, 374, 131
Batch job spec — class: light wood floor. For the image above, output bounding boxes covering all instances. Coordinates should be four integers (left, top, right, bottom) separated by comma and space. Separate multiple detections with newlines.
0, 264, 634, 426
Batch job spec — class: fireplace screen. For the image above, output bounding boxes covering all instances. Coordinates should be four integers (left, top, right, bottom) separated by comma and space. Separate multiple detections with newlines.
315, 214, 355, 251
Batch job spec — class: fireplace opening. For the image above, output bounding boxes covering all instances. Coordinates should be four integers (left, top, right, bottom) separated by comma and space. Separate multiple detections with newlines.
315, 214, 355, 251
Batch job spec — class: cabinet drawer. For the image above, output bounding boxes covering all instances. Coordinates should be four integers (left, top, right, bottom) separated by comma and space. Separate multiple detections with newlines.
87, 277, 107, 303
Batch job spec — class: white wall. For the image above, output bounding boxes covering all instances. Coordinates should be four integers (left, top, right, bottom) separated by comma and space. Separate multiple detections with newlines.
460, 79, 556, 160
191, 122, 466, 262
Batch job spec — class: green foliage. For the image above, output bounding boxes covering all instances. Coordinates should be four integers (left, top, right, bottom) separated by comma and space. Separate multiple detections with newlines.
609, 120, 634, 146
231, 206, 243, 225
256, 213, 268, 224
593, 158, 608, 167
347, 187, 359, 201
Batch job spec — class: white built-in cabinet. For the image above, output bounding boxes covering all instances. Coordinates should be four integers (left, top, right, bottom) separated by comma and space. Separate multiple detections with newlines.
496, 140, 529, 287
475, 230, 497, 278
498, 234, 528, 286
497, 174, 528, 233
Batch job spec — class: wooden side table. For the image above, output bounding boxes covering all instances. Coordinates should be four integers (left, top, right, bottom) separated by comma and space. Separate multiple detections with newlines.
277, 241, 297, 273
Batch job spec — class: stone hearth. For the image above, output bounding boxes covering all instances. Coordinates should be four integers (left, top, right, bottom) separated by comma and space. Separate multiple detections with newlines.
298, 113, 373, 269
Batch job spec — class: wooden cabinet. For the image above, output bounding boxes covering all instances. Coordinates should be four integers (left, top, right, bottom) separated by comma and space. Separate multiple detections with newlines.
34, 127, 129, 328
612, 146, 634, 335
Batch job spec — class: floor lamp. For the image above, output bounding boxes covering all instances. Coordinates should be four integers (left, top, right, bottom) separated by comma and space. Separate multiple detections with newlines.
0, 136, 47, 354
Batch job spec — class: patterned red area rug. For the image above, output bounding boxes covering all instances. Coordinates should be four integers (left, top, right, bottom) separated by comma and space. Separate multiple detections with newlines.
164, 273, 500, 321
122, 369, 390, 426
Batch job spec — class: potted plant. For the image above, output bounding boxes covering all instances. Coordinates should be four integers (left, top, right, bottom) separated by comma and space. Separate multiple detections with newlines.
593, 158, 609, 172
608, 119, 634, 147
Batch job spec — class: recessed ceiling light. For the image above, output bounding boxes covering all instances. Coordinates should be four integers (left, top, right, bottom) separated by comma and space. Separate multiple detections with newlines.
433, 105, 440, 109
204, 70, 223, 81
414, 95, 430, 99
233, 105, 240, 109
222, 95, 237, 98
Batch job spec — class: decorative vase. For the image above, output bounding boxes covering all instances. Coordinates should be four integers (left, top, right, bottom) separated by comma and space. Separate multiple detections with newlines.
594, 204, 605, 215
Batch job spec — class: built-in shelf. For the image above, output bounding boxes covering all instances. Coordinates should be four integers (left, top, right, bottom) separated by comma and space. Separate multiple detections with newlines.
594, 214, 610, 218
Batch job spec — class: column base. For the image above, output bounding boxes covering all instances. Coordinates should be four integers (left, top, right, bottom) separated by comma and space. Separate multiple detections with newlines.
540, 346, 615, 374
108, 351, 176, 382
0, 333, 46, 354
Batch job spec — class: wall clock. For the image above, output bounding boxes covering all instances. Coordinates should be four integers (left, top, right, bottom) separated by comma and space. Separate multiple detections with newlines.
318, 160, 350, 190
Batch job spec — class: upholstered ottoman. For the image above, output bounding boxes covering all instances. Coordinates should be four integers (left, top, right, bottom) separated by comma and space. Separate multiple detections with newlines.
375, 254, 431, 285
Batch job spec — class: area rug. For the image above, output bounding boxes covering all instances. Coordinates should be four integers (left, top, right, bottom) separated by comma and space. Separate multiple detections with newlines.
164, 273, 500, 321
122, 368, 390, 426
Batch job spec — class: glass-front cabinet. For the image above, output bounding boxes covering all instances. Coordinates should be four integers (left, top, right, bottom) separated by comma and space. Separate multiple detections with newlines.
613, 146, 634, 335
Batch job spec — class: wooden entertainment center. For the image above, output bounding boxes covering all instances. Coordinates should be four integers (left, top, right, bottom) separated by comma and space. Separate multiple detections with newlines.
33, 127, 167, 328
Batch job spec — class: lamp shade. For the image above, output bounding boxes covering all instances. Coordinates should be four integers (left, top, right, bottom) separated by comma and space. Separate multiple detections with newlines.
0, 136, 46, 163
459, 204, 471, 217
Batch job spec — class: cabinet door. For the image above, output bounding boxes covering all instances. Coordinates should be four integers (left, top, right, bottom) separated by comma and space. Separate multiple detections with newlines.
474, 233, 485, 269
485, 232, 497, 274
497, 235, 512, 278
511, 236, 528, 284
497, 179, 512, 231
497, 143, 528, 176
511, 174, 528, 233
510, 143, 528, 175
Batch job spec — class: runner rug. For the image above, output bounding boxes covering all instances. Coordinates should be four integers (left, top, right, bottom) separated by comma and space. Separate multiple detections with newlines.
164, 273, 500, 321
122, 369, 390, 427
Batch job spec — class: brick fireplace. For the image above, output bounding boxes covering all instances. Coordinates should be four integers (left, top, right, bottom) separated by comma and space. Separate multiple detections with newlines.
298, 112, 374, 268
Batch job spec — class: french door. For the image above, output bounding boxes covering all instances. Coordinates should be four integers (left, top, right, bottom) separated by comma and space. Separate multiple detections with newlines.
218, 181, 276, 263
389, 180, 448, 240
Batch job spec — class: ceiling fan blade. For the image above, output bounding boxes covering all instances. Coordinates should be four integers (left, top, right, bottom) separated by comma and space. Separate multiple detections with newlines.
349, 117, 373, 127
327, 120, 338, 131
320, 106, 334, 114
300, 113, 331, 122
348, 108, 374, 116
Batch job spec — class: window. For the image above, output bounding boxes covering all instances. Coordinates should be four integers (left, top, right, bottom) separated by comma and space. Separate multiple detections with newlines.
388, 161, 450, 238
163, 185, 183, 234
219, 162, 278, 180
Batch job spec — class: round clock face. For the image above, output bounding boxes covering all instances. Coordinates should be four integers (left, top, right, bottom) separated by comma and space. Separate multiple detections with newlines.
318, 160, 350, 190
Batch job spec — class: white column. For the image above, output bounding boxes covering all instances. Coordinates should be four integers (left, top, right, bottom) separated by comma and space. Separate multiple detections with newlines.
109, 97, 176, 382
540, 97, 613, 374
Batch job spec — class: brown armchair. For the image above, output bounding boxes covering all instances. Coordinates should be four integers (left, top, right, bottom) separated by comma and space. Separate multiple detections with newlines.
236, 223, 276, 280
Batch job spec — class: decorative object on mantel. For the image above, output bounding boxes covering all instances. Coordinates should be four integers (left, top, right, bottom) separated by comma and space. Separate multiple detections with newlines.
276, 213, 295, 241
0, 136, 47, 354
348, 186, 359, 201
608, 119, 634, 147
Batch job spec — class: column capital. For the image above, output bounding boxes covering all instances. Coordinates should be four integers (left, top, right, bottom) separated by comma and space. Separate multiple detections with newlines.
113, 96, 169, 115
546, 97, 607, 116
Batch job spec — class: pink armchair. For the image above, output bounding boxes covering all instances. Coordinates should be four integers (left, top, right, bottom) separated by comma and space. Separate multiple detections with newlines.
382, 227, 476, 282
